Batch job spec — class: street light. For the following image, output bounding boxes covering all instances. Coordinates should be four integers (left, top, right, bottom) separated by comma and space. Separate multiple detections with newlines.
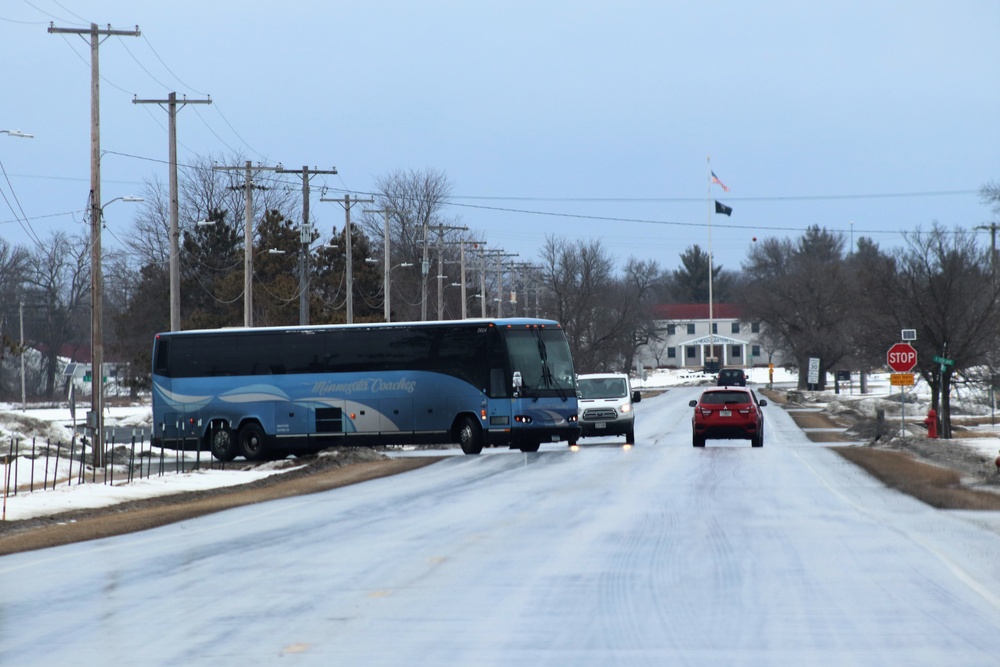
1, 130, 33, 138
90, 194, 142, 468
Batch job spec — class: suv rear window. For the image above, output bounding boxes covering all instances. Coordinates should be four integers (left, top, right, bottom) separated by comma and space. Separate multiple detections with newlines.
700, 391, 752, 405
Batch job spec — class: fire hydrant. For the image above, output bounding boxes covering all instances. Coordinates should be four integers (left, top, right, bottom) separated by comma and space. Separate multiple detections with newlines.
924, 409, 939, 439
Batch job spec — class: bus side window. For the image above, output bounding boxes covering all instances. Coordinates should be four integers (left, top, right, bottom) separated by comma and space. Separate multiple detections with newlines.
490, 368, 506, 397
154, 338, 170, 376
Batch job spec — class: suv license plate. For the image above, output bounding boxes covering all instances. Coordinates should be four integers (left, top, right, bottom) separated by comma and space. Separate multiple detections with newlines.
595, 422, 606, 429
719, 410, 732, 417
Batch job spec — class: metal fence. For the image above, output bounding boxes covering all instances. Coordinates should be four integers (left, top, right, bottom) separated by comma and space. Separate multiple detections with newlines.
2, 433, 231, 513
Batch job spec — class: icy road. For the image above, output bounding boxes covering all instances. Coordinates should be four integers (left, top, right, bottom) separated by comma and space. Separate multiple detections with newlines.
3, 387, 1000, 666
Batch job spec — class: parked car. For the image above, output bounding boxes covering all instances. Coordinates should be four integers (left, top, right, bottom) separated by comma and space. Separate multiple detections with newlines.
717, 368, 747, 386
572, 373, 642, 445
689, 387, 767, 447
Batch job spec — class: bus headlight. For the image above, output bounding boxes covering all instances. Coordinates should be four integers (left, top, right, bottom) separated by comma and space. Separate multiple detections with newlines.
514, 415, 533, 424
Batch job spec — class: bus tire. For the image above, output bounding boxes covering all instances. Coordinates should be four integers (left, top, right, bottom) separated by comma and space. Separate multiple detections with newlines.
238, 422, 268, 461
519, 442, 541, 453
457, 416, 483, 455
210, 424, 237, 462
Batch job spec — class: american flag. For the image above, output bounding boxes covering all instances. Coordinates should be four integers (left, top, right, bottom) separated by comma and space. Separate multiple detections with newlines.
711, 170, 730, 192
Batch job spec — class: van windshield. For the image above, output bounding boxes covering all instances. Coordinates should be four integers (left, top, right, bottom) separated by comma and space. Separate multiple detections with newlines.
578, 378, 628, 400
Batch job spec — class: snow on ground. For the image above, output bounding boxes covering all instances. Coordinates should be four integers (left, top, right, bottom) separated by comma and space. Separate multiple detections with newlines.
3, 366, 999, 522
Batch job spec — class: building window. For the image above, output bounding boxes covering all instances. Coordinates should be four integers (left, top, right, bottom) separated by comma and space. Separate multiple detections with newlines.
752, 345, 761, 357
751, 322, 760, 333
686, 346, 696, 358
731, 322, 740, 334
687, 323, 695, 335
712, 323, 718, 334
667, 324, 676, 336
667, 347, 676, 359
731, 345, 742, 358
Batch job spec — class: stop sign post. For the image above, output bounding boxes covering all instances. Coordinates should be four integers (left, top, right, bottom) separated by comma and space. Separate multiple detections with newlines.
887, 343, 917, 373
887, 342, 917, 437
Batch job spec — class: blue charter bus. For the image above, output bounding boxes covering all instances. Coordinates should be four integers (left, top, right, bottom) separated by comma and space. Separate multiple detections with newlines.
152, 318, 580, 460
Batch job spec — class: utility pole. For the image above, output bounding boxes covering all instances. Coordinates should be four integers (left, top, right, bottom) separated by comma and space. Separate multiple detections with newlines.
509, 262, 539, 318
213, 161, 280, 327
477, 248, 490, 318
132, 92, 212, 332
277, 166, 338, 325
458, 240, 485, 319
364, 207, 395, 322
428, 224, 468, 320
976, 222, 1000, 271
442, 239, 485, 320
489, 250, 518, 318
48, 22, 140, 469
321, 194, 374, 323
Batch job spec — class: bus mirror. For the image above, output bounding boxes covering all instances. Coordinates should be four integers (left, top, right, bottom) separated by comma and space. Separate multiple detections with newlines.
512, 371, 522, 389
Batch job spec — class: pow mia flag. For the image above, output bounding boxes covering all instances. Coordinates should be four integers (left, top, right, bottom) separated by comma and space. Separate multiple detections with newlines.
714, 200, 733, 216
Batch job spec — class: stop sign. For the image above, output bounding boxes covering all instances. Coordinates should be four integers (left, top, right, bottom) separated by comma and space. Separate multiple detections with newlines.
887, 343, 917, 372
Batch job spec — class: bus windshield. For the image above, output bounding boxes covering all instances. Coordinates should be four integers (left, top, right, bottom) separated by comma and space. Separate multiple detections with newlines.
502, 327, 575, 396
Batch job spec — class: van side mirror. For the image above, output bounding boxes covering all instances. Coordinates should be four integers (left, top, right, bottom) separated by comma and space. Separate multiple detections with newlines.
632, 390, 641, 403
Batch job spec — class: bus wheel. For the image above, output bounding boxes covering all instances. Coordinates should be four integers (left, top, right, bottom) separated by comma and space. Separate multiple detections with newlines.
210, 425, 236, 462
519, 442, 540, 453
457, 417, 483, 455
238, 422, 267, 461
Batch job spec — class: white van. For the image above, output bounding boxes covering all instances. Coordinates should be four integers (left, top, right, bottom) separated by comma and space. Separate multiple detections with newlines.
572, 373, 642, 445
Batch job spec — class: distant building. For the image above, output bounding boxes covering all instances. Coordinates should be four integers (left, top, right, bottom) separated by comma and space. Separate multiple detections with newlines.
638, 303, 777, 370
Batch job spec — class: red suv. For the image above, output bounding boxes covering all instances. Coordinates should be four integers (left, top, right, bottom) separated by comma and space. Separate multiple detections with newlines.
689, 388, 767, 448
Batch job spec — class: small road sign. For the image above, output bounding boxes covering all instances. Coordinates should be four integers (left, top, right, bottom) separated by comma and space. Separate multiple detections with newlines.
887, 343, 917, 373
890, 373, 915, 386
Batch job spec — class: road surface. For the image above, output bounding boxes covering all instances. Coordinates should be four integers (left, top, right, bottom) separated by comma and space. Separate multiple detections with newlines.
2, 386, 999, 665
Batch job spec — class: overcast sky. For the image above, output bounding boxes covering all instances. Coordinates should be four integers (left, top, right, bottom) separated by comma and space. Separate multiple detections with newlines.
1, 1, 998, 274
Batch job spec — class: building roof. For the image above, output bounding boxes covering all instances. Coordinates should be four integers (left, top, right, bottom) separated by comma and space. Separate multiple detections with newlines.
652, 303, 744, 321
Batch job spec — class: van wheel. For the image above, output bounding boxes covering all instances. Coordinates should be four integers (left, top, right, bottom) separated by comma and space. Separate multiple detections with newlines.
457, 417, 483, 455
625, 426, 635, 445
209, 425, 236, 462
238, 422, 268, 461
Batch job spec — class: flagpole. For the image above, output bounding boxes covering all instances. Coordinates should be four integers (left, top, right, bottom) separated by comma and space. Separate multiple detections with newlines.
706, 156, 715, 372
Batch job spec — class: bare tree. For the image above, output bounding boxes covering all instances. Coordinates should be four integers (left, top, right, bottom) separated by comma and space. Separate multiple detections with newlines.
359, 168, 460, 321
539, 236, 621, 372
740, 226, 855, 390
22, 232, 90, 398
615, 258, 664, 373
0, 239, 29, 396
